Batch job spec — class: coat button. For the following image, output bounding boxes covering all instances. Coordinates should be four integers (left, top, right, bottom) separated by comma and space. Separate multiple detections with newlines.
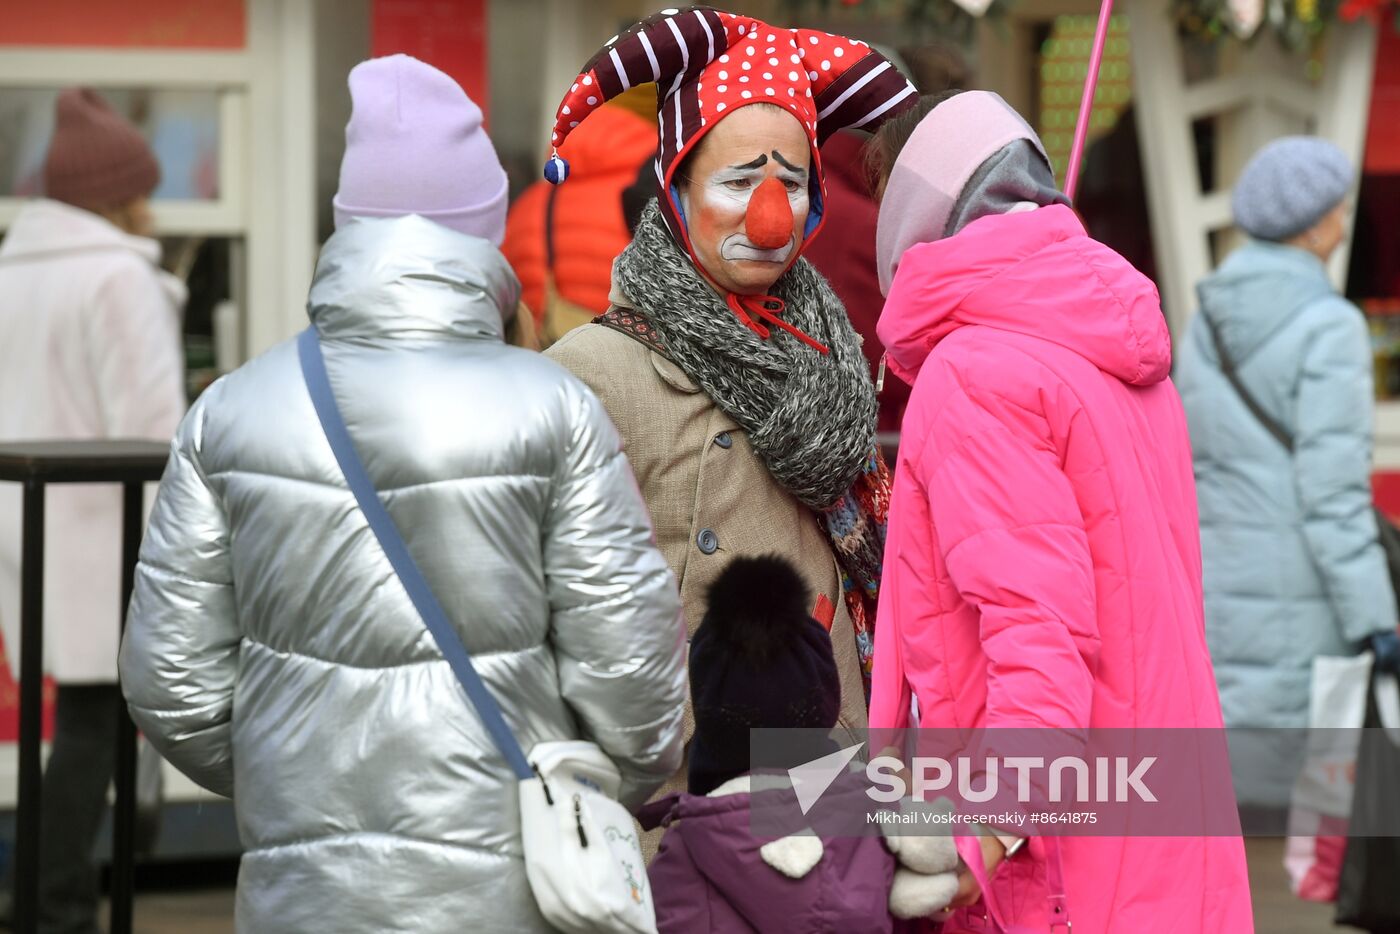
714, 431, 733, 449
696, 529, 719, 554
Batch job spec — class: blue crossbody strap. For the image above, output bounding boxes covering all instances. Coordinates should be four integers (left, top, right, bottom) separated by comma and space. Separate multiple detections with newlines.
297, 327, 534, 781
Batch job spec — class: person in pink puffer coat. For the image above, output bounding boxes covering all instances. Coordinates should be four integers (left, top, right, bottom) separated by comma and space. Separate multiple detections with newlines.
867, 91, 1254, 932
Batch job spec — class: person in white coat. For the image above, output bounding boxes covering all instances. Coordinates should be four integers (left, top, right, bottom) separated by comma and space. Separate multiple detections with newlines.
0, 87, 184, 933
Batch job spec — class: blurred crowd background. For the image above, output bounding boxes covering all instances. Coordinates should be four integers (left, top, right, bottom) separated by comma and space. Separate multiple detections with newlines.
1, 2, 1398, 931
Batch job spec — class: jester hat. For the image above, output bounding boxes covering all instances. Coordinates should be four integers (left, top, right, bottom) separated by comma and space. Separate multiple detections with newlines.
544, 6, 917, 267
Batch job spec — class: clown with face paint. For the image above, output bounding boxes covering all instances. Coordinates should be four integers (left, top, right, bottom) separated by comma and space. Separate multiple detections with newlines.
543, 6, 916, 846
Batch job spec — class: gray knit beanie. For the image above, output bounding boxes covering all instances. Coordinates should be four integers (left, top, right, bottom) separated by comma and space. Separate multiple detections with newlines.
1232, 136, 1352, 242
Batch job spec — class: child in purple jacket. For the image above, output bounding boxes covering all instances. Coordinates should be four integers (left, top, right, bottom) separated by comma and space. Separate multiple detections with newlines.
640, 557, 959, 932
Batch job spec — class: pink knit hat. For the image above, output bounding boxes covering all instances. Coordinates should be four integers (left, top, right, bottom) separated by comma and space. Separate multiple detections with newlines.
43, 88, 160, 211
875, 91, 1050, 295
332, 54, 508, 245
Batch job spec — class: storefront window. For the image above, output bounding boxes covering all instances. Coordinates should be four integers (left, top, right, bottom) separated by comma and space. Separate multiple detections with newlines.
1034, 16, 1158, 283
0, 87, 220, 201
1354, 33, 1400, 401
1036, 15, 1133, 180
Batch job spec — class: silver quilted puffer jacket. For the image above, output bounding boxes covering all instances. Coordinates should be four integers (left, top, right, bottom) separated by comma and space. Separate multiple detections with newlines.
120, 216, 687, 933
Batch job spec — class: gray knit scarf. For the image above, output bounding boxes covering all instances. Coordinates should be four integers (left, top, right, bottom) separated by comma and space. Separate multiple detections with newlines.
614, 202, 876, 510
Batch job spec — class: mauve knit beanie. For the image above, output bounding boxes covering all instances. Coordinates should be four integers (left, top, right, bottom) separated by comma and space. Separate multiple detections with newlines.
332, 54, 508, 245
43, 88, 160, 211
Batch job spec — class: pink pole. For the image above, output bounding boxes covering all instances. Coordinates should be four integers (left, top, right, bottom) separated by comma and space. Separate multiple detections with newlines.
1063, 0, 1116, 203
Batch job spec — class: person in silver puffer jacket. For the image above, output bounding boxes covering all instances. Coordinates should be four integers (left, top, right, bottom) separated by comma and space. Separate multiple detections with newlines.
119, 55, 687, 934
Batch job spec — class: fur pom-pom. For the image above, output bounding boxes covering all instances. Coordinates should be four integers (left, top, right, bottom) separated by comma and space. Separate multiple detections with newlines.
759, 835, 824, 879
703, 555, 813, 665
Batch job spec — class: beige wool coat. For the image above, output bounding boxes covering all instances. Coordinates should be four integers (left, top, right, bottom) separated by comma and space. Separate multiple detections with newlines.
545, 293, 869, 767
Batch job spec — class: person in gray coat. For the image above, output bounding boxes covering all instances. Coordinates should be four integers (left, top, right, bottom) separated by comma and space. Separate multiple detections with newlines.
1178, 137, 1400, 807
118, 55, 687, 933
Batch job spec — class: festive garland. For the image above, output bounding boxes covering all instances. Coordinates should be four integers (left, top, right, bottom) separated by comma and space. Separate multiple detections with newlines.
781, 0, 1014, 40
793, 0, 1393, 46
1174, 0, 1398, 46
1338, 0, 1400, 30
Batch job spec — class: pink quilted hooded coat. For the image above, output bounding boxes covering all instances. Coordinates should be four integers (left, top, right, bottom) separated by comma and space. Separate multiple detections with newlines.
869, 93, 1253, 932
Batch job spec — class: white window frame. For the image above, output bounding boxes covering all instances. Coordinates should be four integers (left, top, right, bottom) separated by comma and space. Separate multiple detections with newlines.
0, 0, 318, 361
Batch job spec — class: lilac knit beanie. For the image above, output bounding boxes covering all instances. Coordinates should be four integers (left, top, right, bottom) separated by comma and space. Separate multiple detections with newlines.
333, 54, 508, 245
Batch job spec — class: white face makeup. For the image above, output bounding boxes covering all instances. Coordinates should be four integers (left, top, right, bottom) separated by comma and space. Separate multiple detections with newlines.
676, 104, 812, 295
698, 154, 810, 264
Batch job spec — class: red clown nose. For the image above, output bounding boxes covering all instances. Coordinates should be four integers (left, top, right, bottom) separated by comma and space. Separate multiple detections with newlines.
745, 177, 793, 251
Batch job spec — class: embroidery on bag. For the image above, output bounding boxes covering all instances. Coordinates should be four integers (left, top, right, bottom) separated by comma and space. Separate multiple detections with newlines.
606, 825, 647, 904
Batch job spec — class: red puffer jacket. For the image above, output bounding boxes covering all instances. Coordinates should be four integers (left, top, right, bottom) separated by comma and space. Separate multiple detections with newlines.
502, 106, 655, 325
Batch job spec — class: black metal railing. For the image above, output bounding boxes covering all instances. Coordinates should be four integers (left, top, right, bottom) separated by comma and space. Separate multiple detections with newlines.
0, 441, 169, 934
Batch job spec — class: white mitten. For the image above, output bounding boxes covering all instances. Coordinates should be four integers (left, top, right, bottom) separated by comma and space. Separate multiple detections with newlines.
879, 798, 961, 919
882, 828, 958, 874
889, 866, 960, 919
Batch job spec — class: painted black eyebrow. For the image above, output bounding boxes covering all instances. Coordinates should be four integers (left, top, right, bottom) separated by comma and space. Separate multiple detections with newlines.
772, 150, 807, 176
729, 154, 768, 171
